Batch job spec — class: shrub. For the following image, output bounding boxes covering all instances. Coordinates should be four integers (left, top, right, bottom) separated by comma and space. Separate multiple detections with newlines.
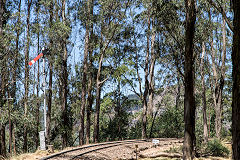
205, 138, 230, 157
151, 106, 184, 138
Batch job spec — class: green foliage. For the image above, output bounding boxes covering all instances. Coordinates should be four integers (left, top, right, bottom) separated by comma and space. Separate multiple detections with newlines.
204, 139, 230, 157
100, 110, 129, 141
128, 120, 142, 139
99, 92, 131, 141
152, 106, 184, 138
128, 105, 184, 139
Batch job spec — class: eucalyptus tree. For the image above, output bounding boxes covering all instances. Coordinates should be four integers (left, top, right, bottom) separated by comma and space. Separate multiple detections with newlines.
93, 0, 130, 143
207, 0, 233, 31
0, 0, 21, 156
86, 8, 94, 143
207, 6, 227, 139
31, 0, 40, 150
60, 0, 71, 148
183, 0, 196, 159
23, 0, 32, 152
195, 0, 212, 143
79, 0, 93, 146
7, 0, 23, 154
126, 0, 157, 139
103, 23, 137, 140
45, 0, 72, 148
46, 0, 54, 145
0, 0, 7, 156
142, 9, 150, 139
200, 42, 208, 143
232, 0, 240, 159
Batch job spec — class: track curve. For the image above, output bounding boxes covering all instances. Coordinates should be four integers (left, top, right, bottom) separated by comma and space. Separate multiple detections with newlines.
41, 139, 147, 160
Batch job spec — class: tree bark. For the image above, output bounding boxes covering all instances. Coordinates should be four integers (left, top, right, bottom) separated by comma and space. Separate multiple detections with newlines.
86, 0, 94, 143
148, 25, 156, 117
35, 23, 40, 151
142, 14, 151, 139
10, 0, 21, 155
23, 0, 32, 153
79, 0, 91, 145
13, 0, 21, 108
47, 0, 53, 145
86, 74, 93, 144
232, 0, 240, 159
12, 123, 16, 155
7, 91, 12, 156
183, 0, 196, 159
0, 1, 7, 156
209, 8, 226, 139
61, 0, 68, 148
93, 51, 104, 143
92, 0, 121, 142
175, 73, 181, 109
47, 63, 52, 144
200, 42, 208, 143
34, 0, 40, 150
0, 124, 6, 157
0, 0, 6, 35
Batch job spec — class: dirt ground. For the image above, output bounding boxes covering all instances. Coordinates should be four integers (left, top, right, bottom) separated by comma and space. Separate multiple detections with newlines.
8, 138, 231, 160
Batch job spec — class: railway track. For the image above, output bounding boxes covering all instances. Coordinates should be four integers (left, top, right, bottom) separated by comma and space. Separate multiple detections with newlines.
40, 139, 148, 160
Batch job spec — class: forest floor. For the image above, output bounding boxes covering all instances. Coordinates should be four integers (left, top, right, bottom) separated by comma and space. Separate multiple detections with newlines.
9, 138, 231, 160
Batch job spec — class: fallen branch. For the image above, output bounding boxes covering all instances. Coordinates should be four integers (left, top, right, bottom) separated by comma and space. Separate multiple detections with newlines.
140, 152, 182, 158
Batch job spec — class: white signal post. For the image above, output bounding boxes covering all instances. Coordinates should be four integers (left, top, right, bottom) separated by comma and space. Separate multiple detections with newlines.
29, 48, 47, 150
43, 57, 47, 139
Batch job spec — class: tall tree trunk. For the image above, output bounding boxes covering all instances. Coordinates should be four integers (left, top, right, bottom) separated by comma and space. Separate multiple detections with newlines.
215, 16, 226, 139
86, 1, 94, 142
23, 0, 32, 153
0, 72, 6, 157
200, 42, 208, 143
35, 24, 40, 150
93, 3, 118, 143
12, 123, 16, 155
210, 11, 226, 139
0, 74, 6, 156
142, 14, 151, 139
149, 87, 168, 138
218, 9, 226, 138
13, 0, 21, 112
47, 63, 52, 144
7, 91, 12, 156
175, 73, 181, 109
0, 0, 6, 35
11, 0, 21, 154
148, 25, 156, 117
183, 0, 196, 159
86, 74, 93, 144
47, 0, 53, 144
232, 0, 240, 159
79, 0, 91, 145
61, 0, 68, 148
0, 124, 6, 157
34, 0, 40, 150
93, 52, 104, 143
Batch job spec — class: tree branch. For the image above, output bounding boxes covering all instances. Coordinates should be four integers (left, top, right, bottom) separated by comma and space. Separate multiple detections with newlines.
207, 0, 233, 31
122, 74, 141, 98
98, 76, 109, 87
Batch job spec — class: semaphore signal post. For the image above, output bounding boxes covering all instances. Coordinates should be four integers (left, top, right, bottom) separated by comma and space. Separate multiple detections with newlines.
29, 47, 49, 150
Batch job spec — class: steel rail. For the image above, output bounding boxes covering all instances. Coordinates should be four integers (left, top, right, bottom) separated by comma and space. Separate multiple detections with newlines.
41, 139, 147, 160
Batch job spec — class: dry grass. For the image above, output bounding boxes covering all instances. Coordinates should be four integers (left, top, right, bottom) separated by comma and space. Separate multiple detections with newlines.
10, 149, 57, 160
